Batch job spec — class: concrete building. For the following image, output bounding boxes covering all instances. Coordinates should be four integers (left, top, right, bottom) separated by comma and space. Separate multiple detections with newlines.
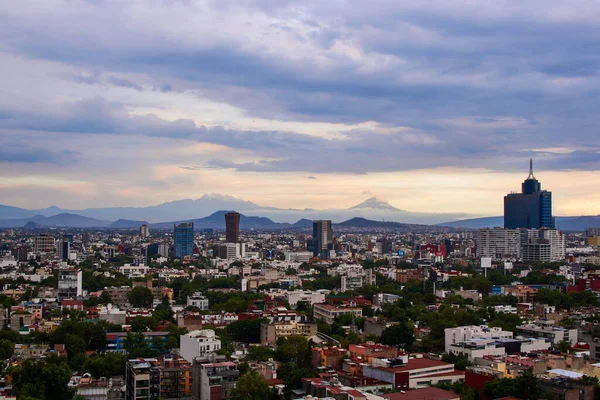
98, 304, 127, 325
156, 355, 192, 399
285, 251, 313, 263
58, 268, 83, 300
444, 326, 513, 353
187, 292, 209, 311
139, 224, 149, 239
517, 320, 577, 345
341, 269, 376, 292
125, 359, 161, 400
32, 234, 56, 253
180, 330, 222, 363
286, 290, 327, 307
260, 321, 318, 345
119, 264, 150, 279
477, 228, 521, 259
363, 356, 464, 390
313, 303, 363, 325
212, 243, 246, 259
105, 286, 132, 309
192, 357, 239, 400
521, 228, 565, 262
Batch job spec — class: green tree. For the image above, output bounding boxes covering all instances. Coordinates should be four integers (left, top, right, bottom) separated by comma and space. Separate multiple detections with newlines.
380, 322, 415, 350
11, 357, 76, 400
0, 338, 15, 359
232, 370, 272, 399
246, 345, 276, 362
224, 318, 264, 343
99, 291, 112, 305
275, 336, 312, 365
128, 286, 154, 308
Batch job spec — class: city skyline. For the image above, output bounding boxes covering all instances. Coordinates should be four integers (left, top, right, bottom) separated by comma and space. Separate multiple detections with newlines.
2, 1, 600, 216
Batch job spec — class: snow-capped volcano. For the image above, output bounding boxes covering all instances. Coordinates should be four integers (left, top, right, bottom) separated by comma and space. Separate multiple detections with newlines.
348, 197, 403, 211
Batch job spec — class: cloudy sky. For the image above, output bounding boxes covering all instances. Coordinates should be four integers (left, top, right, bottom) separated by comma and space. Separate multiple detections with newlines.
1, 0, 600, 217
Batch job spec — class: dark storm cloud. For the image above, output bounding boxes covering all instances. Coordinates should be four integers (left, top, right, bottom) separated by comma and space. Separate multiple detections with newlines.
0, 142, 78, 164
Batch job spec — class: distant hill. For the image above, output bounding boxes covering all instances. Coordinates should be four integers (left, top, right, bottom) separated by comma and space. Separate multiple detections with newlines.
438, 216, 504, 229
149, 211, 293, 230
336, 217, 411, 228
439, 215, 600, 231
291, 218, 313, 228
0, 213, 111, 228
109, 219, 149, 229
556, 216, 600, 231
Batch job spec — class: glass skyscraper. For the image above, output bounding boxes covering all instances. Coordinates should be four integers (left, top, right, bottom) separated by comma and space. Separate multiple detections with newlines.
504, 160, 554, 229
174, 222, 194, 258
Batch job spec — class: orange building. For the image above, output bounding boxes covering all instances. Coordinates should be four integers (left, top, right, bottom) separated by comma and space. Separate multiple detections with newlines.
311, 347, 347, 369
349, 342, 398, 363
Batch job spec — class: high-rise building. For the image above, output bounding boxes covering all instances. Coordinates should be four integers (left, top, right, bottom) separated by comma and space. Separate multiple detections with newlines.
58, 235, 71, 261
174, 223, 194, 259
224, 212, 240, 243
125, 358, 161, 400
140, 224, 149, 239
310, 220, 333, 259
477, 228, 522, 260
58, 268, 82, 300
521, 228, 565, 262
32, 234, 56, 253
504, 160, 554, 229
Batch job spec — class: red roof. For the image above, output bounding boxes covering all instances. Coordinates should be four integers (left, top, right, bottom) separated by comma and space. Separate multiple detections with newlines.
383, 387, 459, 400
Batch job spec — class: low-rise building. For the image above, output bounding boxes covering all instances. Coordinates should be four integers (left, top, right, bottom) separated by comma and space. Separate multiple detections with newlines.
187, 292, 209, 311
313, 303, 363, 325
363, 355, 464, 390
517, 320, 577, 345
180, 330, 222, 363
260, 321, 318, 345
444, 326, 513, 353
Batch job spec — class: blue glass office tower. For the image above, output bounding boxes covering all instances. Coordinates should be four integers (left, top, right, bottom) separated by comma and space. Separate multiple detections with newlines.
504, 160, 554, 229
174, 222, 194, 258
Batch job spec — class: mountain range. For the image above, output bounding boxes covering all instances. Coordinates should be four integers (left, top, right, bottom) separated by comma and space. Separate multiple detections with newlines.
1, 194, 599, 231
0, 194, 473, 225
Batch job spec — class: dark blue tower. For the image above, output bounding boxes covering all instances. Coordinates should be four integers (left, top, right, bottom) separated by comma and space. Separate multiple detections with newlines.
174, 222, 194, 258
504, 159, 554, 229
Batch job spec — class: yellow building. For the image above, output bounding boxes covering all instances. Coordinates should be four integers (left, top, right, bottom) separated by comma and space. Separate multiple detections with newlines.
588, 237, 600, 246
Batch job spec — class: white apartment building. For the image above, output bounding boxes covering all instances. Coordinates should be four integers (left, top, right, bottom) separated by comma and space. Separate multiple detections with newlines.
477, 228, 521, 260
341, 269, 376, 292
521, 229, 565, 262
119, 264, 149, 279
313, 303, 363, 325
187, 292, 209, 311
58, 268, 83, 300
516, 320, 577, 345
444, 326, 513, 353
286, 290, 327, 307
180, 330, 221, 363
285, 252, 312, 263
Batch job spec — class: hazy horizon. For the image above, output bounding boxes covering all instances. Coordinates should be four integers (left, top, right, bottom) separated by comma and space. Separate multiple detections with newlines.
2, 1, 600, 217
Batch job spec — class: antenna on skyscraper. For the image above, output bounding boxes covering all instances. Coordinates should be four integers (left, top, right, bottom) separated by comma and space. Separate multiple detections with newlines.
527, 158, 536, 180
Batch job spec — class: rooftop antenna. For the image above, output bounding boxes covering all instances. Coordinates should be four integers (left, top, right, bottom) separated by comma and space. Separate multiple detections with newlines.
527, 158, 536, 180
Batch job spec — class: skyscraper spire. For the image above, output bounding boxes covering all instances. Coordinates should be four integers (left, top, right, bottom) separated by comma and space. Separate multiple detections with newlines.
527, 158, 535, 180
